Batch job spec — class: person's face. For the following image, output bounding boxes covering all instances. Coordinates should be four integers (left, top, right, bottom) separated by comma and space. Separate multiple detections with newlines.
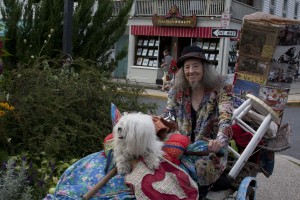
183, 58, 204, 87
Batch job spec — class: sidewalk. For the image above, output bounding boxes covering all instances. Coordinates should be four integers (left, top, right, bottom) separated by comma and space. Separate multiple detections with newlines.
256, 154, 300, 200
140, 77, 300, 105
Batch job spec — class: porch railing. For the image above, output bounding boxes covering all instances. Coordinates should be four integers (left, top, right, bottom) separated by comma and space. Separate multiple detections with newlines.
134, 0, 225, 16
130, 0, 259, 21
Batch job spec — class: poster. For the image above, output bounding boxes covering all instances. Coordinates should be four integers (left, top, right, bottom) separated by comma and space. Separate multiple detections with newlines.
233, 13, 300, 124
259, 86, 290, 112
267, 62, 296, 88
233, 79, 260, 107
237, 56, 269, 76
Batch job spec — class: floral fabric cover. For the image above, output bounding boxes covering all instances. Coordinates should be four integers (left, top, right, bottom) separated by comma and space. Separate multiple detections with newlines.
43, 151, 135, 200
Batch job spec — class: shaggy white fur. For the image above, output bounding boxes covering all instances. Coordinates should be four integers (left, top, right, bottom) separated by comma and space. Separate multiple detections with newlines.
113, 113, 164, 174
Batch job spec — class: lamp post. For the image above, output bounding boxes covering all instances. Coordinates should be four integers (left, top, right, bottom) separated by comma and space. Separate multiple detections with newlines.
63, 0, 74, 55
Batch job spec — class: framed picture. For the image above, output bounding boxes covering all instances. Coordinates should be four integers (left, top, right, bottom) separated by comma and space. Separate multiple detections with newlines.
203, 42, 210, 50
155, 40, 160, 47
142, 49, 148, 56
209, 42, 216, 50
136, 48, 142, 56
148, 49, 154, 56
153, 49, 159, 57
143, 40, 149, 46
136, 57, 143, 65
142, 58, 149, 66
153, 60, 158, 67
205, 53, 209, 59
198, 42, 203, 48
148, 60, 154, 66
209, 53, 215, 61
148, 39, 155, 47
137, 39, 143, 46
215, 54, 219, 61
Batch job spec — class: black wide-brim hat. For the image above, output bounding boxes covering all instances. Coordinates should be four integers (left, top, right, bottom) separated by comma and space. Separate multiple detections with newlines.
177, 46, 210, 68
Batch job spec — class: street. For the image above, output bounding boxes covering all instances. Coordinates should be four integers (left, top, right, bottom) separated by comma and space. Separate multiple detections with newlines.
140, 96, 300, 160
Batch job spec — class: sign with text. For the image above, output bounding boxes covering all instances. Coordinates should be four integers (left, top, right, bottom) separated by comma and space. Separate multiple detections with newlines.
152, 5, 196, 27
212, 28, 238, 38
221, 12, 230, 28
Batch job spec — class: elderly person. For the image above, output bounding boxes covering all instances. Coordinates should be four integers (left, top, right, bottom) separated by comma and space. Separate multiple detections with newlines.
163, 45, 233, 199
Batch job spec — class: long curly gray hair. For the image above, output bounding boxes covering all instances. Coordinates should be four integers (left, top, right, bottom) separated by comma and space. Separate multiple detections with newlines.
173, 62, 225, 91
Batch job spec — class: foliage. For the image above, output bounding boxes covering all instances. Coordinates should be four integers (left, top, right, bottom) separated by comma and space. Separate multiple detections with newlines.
1, 0, 133, 71
0, 158, 33, 200
1, 152, 78, 199
0, 58, 157, 161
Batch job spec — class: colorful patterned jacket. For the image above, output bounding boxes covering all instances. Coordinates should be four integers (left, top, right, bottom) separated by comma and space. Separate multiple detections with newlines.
163, 84, 233, 146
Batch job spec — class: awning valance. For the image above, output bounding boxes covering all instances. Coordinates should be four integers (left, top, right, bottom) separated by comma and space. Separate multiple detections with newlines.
131, 25, 213, 38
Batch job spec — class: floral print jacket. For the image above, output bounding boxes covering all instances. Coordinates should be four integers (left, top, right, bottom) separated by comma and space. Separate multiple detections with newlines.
163, 84, 233, 146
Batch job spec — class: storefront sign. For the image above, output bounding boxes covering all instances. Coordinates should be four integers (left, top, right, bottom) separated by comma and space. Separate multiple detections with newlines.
152, 5, 196, 28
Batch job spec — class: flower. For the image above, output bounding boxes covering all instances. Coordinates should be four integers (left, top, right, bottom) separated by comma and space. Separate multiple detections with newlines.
31, 55, 34, 59
169, 59, 178, 74
23, 39, 27, 44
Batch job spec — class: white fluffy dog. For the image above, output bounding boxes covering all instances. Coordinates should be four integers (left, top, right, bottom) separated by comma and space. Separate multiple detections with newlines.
113, 113, 164, 174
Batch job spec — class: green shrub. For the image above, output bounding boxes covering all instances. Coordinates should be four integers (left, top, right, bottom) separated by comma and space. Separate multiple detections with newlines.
0, 158, 33, 200
0, 58, 157, 161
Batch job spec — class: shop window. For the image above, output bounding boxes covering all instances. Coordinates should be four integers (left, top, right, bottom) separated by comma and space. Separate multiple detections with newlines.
191, 38, 220, 68
191, 38, 237, 74
228, 40, 238, 73
135, 36, 160, 67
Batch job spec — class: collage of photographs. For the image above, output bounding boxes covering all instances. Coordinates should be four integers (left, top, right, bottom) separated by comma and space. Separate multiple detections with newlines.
233, 21, 300, 120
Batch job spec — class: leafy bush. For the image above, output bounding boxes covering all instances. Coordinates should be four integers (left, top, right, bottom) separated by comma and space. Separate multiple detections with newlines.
0, 158, 33, 200
0, 58, 157, 161
1, 152, 78, 199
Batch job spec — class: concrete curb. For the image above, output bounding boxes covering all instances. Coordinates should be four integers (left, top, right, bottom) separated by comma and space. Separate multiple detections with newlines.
286, 100, 300, 106
279, 155, 300, 166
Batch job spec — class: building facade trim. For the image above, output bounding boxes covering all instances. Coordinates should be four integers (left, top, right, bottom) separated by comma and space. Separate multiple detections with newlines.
131, 25, 214, 38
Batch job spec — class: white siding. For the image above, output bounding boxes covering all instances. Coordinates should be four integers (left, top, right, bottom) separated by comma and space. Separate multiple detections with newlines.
260, 0, 300, 19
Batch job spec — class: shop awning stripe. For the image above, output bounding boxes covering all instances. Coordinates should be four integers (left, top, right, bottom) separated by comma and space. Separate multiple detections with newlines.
131, 25, 213, 38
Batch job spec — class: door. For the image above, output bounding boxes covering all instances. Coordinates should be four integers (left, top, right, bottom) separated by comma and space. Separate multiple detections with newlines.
114, 35, 129, 78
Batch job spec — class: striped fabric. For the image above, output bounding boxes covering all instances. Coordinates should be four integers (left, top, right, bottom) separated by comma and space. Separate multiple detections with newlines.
131, 25, 213, 38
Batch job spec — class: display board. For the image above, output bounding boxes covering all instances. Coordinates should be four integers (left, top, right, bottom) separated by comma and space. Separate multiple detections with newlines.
233, 12, 300, 123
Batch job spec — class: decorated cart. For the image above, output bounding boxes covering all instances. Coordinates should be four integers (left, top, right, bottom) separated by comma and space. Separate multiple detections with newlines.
44, 13, 295, 200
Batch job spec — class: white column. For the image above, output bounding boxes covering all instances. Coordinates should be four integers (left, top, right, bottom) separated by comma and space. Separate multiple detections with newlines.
127, 27, 136, 80
222, 0, 232, 75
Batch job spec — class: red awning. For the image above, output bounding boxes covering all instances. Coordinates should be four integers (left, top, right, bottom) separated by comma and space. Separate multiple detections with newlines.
131, 25, 214, 38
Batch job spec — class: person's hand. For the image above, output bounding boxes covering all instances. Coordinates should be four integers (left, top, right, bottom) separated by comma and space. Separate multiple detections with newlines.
207, 139, 223, 153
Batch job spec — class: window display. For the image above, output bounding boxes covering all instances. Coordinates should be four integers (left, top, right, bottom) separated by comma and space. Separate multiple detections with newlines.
135, 36, 160, 67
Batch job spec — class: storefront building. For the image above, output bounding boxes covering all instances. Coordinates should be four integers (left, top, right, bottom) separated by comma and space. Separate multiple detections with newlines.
125, 0, 258, 84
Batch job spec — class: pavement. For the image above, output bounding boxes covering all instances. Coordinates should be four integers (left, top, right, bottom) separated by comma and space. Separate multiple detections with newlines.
256, 154, 300, 200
